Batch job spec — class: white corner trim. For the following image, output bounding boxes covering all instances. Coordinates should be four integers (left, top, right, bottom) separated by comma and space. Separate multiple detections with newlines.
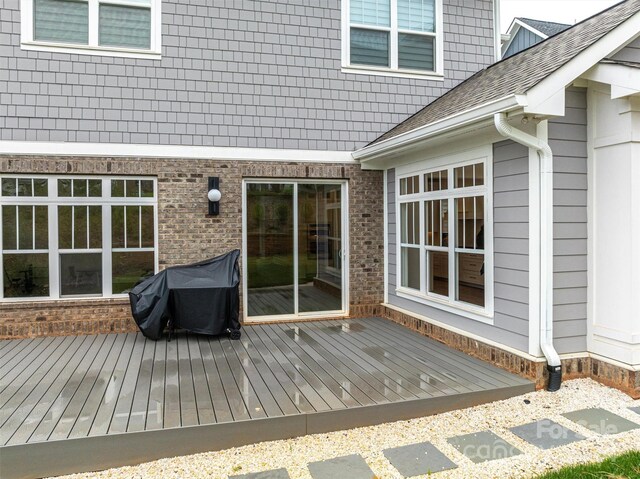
353, 95, 527, 162
383, 302, 543, 361
493, 0, 501, 62
0, 141, 358, 163
383, 169, 389, 305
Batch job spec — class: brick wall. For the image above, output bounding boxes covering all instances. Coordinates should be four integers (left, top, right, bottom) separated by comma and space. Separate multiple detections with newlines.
0, 156, 384, 338
0, 0, 496, 149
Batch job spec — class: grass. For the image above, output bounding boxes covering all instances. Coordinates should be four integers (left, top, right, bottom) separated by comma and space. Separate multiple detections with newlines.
247, 254, 319, 288
534, 451, 640, 478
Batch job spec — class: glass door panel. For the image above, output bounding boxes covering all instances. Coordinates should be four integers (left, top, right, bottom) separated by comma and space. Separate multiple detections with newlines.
245, 181, 345, 319
297, 184, 343, 313
246, 183, 295, 316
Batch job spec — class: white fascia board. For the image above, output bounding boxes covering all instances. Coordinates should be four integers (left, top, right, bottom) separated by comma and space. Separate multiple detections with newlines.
353, 94, 527, 165
0, 142, 358, 163
524, 12, 640, 116
582, 63, 640, 99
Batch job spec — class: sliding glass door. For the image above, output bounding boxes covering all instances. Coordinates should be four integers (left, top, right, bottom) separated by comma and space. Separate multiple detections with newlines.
244, 181, 346, 320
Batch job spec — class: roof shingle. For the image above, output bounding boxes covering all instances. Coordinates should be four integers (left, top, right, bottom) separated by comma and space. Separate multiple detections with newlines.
369, 0, 639, 146
517, 18, 571, 38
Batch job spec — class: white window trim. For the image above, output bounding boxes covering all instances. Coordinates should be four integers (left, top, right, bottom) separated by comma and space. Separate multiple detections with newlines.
394, 146, 494, 323
20, 0, 162, 59
0, 174, 158, 302
341, 0, 444, 80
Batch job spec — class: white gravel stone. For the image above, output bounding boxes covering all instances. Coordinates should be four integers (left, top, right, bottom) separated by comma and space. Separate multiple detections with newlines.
52, 379, 640, 479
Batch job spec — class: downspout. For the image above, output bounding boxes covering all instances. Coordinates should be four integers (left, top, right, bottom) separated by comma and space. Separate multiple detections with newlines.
494, 112, 562, 391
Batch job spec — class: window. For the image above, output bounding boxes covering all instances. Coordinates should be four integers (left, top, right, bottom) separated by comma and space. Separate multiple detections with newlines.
1, 175, 157, 300
20, 0, 161, 58
396, 156, 492, 318
343, 0, 443, 78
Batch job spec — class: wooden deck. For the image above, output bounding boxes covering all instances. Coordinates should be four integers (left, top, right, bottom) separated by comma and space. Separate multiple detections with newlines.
0, 317, 533, 479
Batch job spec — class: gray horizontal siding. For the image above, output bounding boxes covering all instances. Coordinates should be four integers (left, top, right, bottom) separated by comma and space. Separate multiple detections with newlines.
492, 140, 529, 349
611, 35, 640, 63
0, 0, 496, 150
549, 87, 588, 354
386, 140, 531, 353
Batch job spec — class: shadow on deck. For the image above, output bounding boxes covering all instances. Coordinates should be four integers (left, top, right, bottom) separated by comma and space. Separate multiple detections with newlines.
0, 317, 533, 479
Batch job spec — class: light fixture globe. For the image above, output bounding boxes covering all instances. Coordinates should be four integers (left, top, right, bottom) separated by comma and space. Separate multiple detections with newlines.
207, 188, 221, 202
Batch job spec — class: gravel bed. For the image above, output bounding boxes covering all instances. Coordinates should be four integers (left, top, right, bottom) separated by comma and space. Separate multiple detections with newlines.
53, 379, 640, 479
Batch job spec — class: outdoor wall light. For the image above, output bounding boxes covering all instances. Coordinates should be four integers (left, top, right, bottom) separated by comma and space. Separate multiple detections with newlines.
207, 177, 221, 215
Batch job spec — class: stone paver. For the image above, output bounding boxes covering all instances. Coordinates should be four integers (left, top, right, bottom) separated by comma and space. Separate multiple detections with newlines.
447, 430, 522, 464
307, 454, 375, 479
229, 468, 291, 479
383, 441, 457, 476
629, 406, 640, 415
562, 408, 640, 435
510, 419, 584, 449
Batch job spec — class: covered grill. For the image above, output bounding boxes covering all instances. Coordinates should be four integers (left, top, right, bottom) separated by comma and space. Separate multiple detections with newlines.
129, 249, 241, 340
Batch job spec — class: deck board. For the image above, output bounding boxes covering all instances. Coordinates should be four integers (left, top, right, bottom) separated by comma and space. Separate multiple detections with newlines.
187, 336, 216, 426
300, 321, 405, 402
108, 334, 145, 434
197, 336, 234, 423
243, 326, 316, 414
0, 337, 67, 407
0, 318, 534, 479
89, 333, 138, 436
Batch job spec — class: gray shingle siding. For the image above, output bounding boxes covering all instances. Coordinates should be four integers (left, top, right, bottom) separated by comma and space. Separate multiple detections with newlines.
550, 87, 588, 354
0, 0, 495, 150
386, 148, 530, 353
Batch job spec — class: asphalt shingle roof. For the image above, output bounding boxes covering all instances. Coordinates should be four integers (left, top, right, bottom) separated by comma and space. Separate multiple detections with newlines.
369, 0, 639, 146
517, 18, 571, 37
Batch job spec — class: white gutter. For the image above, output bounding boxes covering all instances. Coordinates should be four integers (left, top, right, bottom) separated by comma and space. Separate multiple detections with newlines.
353, 94, 527, 163
494, 112, 562, 390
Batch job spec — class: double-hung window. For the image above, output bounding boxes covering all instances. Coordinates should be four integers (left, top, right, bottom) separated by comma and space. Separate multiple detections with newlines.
344, 0, 443, 77
20, 0, 161, 58
397, 154, 493, 319
1, 175, 157, 300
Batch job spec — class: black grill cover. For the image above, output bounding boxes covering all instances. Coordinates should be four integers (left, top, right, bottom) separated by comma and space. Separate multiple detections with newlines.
129, 249, 241, 340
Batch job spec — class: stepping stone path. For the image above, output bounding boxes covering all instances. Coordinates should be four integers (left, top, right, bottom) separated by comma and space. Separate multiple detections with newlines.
308, 454, 375, 479
227, 407, 640, 478
383, 441, 457, 476
510, 419, 584, 449
229, 468, 291, 479
562, 408, 640, 435
447, 430, 522, 463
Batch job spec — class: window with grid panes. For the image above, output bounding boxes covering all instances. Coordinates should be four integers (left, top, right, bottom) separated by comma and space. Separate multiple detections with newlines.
345, 0, 442, 75
397, 159, 490, 314
1, 175, 157, 300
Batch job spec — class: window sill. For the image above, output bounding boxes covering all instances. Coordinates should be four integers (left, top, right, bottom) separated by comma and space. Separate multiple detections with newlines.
395, 287, 494, 324
341, 65, 444, 80
20, 41, 161, 60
